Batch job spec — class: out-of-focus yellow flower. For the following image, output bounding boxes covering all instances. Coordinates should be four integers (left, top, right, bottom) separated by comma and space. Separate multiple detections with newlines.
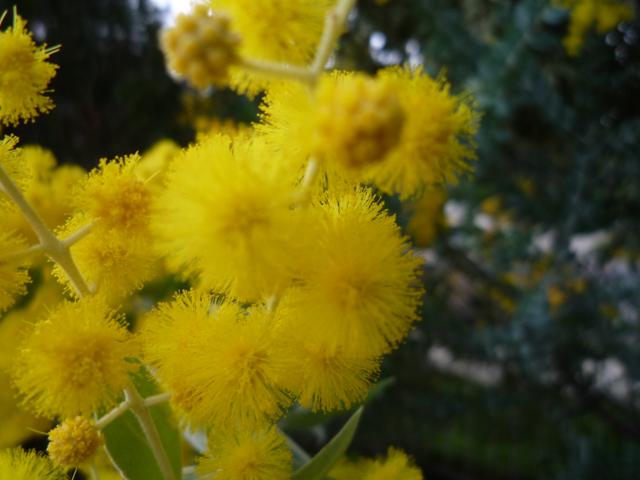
194, 116, 252, 142
141, 291, 292, 429
197, 427, 291, 480
331, 448, 423, 480
13, 296, 134, 418
407, 189, 447, 247
0, 448, 64, 480
154, 134, 306, 301
47, 416, 102, 469
161, 4, 240, 88
135, 139, 180, 187
0, 135, 31, 206
0, 9, 59, 126
556, 0, 634, 56
0, 227, 30, 313
284, 185, 423, 357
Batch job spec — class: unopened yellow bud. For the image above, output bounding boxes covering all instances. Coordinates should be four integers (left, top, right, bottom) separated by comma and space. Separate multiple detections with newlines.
160, 5, 240, 88
47, 416, 102, 468
314, 74, 405, 170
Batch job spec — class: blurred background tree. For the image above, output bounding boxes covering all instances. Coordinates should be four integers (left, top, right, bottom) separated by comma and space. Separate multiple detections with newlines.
1, 0, 639, 478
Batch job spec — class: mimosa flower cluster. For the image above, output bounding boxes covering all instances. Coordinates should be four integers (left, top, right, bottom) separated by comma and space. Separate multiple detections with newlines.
0, 1, 480, 478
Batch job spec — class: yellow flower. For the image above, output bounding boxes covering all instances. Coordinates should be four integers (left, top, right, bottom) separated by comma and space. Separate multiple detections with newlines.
197, 427, 291, 480
0, 227, 31, 312
76, 154, 152, 234
135, 139, 180, 187
0, 135, 32, 207
13, 296, 134, 418
286, 185, 423, 357
556, 0, 634, 56
155, 134, 305, 301
407, 189, 447, 247
211, 0, 332, 95
331, 448, 422, 480
141, 291, 292, 429
0, 9, 59, 126
367, 66, 478, 198
161, 4, 240, 88
47, 416, 102, 468
280, 335, 379, 412
53, 213, 156, 299
313, 73, 405, 171
0, 448, 64, 480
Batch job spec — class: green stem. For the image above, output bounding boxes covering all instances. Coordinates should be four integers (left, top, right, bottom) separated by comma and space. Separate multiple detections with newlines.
239, 57, 316, 84
311, 0, 358, 76
125, 386, 176, 480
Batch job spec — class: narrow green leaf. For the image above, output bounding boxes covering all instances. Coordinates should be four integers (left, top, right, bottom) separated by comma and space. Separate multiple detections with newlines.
102, 367, 181, 479
292, 407, 363, 480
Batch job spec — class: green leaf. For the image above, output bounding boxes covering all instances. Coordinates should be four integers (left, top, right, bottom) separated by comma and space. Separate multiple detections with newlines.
102, 367, 181, 479
292, 407, 363, 480
281, 377, 394, 431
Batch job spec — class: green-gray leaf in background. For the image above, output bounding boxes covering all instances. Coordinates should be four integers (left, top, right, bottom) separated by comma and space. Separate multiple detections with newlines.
292, 407, 363, 480
102, 366, 181, 479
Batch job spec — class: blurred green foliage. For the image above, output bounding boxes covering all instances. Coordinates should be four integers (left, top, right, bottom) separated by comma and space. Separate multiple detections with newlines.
3, 0, 639, 478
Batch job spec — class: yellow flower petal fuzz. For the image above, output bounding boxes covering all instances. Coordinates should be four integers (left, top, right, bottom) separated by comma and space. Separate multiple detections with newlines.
135, 139, 180, 187
0, 135, 31, 207
47, 416, 102, 468
212, 0, 332, 95
555, 0, 634, 56
406, 188, 447, 247
287, 185, 423, 357
280, 336, 379, 412
141, 291, 291, 429
0, 448, 64, 480
155, 134, 304, 301
13, 296, 134, 418
52, 213, 156, 300
160, 4, 240, 89
197, 427, 291, 480
313, 73, 405, 171
330, 448, 423, 480
76, 154, 152, 234
0, 10, 59, 126
368, 66, 478, 199
0, 227, 31, 312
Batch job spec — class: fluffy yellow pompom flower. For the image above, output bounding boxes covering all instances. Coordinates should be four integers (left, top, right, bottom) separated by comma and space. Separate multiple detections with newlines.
47, 416, 102, 468
365, 66, 478, 198
211, 0, 332, 94
313, 73, 405, 171
280, 335, 379, 412
0, 135, 32, 206
0, 449, 64, 480
0, 9, 59, 126
330, 448, 423, 480
555, 0, 634, 56
161, 4, 240, 88
155, 134, 305, 301
197, 427, 291, 480
286, 185, 423, 357
13, 297, 134, 418
141, 291, 291, 429
0, 227, 31, 312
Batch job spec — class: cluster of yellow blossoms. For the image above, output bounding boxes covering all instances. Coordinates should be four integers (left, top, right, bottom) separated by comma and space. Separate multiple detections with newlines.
0, 1, 479, 478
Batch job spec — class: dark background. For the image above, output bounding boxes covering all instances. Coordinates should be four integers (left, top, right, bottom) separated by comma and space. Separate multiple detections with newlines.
2, 0, 640, 478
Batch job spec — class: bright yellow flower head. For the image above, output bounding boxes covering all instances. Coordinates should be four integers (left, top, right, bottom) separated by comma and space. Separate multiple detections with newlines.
197, 427, 292, 480
155, 134, 305, 301
13, 296, 134, 418
211, 0, 332, 95
161, 4, 240, 88
280, 335, 379, 412
141, 291, 291, 429
0, 227, 31, 312
313, 73, 405, 171
0, 448, 64, 480
0, 135, 32, 206
135, 139, 180, 187
286, 185, 423, 357
0, 9, 59, 126
53, 213, 156, 299
331, 448, 422, 480
76, 154, 152, 234
367, 66, 478, 198
47, 416, 102, 468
